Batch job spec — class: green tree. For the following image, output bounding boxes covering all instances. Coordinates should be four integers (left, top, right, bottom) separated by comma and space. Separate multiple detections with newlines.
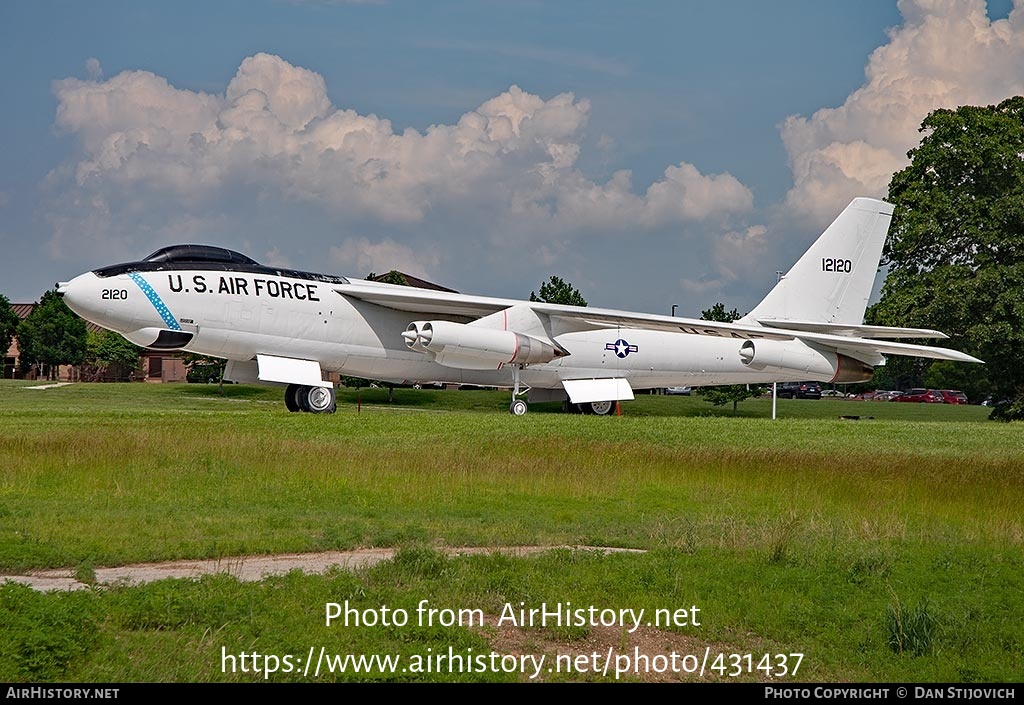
180, 352, 227, 389
0, 295, 19, 372
868, 97, 1024, 418
530, 276, 587, 306
368, 270, 409, 286
697, 303, 762, 415
83, 330, 142, 381
17, 290, 88, 380
701, 302, 739, 323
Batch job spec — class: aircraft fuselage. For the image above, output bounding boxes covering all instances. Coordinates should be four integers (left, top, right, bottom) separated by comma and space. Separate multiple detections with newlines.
62, 264, 829, 391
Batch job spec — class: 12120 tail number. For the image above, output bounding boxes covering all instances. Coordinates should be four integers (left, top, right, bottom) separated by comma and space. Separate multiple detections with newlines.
822, 258, 852, 273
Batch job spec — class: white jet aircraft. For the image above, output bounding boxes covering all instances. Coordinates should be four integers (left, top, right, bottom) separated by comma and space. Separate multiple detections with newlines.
59, 198, 981, 415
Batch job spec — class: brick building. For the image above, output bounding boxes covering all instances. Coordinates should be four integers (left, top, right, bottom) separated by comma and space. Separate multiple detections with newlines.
3, 303, 185, 382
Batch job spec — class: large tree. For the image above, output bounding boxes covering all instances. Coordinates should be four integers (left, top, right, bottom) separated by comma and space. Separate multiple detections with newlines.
17, 290, 88, 379
530, 276, 587, 307
868, 97, 1024, 418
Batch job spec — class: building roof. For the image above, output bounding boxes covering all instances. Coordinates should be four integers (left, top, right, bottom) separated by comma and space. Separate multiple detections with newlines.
12, 303, 105, 333
11, 303, 34, 319
366, 271, 458, 293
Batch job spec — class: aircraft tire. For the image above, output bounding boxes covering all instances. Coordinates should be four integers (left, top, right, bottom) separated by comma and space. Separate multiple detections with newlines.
588, 400, 615, 416
284, 384, 302, 412
509, 399, 528, 416
302, 385, 337, 414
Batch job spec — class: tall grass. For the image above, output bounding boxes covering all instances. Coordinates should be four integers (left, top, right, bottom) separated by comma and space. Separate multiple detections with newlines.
0, 382, 1021, 682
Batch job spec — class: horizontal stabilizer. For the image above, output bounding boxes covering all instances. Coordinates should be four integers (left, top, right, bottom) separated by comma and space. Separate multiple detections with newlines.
757, 319, 949, 339
790, 332, 983, 364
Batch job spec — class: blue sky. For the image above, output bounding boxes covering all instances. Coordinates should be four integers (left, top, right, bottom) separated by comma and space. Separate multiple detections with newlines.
1, 0, 1021, 316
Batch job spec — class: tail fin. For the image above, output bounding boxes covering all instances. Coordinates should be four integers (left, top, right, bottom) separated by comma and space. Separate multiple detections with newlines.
743, 197, 894, 326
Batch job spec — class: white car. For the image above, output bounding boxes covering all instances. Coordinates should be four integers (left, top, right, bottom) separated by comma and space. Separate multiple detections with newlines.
665, 386, 692, 395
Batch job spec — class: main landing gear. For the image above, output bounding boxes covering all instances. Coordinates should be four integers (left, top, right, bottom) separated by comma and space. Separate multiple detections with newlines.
508, 365, 530, 415
505, 365, 618, 416
586, 400, 616, 416
285, 383, 337, 414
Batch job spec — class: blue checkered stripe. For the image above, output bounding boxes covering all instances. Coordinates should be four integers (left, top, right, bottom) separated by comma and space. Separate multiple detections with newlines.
128, 272, 181, 331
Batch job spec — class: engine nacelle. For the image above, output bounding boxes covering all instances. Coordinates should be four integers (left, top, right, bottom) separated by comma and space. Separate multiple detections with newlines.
123, 327, 194, 350
739, 339, 873, 384
402, 320, 562, 370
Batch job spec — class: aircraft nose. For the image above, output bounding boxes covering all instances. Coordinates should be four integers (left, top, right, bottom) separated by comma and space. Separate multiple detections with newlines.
61, 272, 100, 319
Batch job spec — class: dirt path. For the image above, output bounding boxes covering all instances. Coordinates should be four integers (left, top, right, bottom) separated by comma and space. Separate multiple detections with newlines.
3, 546, 645, 592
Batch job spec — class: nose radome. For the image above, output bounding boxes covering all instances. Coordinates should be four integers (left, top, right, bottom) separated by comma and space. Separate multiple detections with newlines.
60, 272, 103, 322
60, 271, 137, 334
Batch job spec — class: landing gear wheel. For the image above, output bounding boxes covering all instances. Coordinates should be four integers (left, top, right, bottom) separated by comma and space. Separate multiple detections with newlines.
509, 399, 528, 416
301, 385, 337, 414
284, 384, 301, 412
588, 400, 615, 416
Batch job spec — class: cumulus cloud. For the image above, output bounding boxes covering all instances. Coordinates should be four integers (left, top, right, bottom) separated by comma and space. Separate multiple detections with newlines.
713, 225, 768, 283
782, 0, 1024, 223
47, 53, 752, 269
84, 58, 102, 81
675, 225, 769, 306
329, 237, 440, 280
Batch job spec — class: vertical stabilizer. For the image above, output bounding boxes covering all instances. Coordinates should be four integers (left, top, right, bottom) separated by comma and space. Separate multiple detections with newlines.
743, 197, 894, 326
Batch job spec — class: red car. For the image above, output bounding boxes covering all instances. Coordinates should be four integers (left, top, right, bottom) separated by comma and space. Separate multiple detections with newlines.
895, 388, 944, 403
940, 390, 969, 404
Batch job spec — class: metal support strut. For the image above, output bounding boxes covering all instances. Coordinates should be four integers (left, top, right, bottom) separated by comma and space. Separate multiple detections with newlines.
508, 365, 530, 416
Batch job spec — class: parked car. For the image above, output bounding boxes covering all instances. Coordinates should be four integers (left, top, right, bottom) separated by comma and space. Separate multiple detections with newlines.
777, 381, 822, 399
895, 388, 944, 403
665, 386, 692, 395
820, 389, 848, 398
940, 389, 968, 404
869, 390, 903, 401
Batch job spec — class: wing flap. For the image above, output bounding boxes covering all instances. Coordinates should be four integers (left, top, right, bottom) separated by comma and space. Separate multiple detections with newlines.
256, 354, 326, 386
562, 378, 635, 403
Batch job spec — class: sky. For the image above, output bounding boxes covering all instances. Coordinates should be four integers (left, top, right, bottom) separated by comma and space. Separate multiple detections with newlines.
1, 0, 1022, 317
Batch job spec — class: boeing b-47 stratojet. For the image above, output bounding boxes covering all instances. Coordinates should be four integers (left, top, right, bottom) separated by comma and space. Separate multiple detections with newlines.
59, 198, 981, 415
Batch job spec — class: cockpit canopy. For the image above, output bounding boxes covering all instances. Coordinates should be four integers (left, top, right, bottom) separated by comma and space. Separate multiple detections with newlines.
143, 245, 260, 266
92, 242, 347, 284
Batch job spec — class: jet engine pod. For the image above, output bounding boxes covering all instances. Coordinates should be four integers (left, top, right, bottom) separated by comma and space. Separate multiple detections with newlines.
402, 321, 431, 352
403, 320, 560, 369
739, 339, 872, 384
123, 327, 195, 350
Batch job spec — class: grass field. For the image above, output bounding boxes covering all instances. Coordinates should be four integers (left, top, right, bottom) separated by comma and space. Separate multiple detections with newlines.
0, 380, 1021, 682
